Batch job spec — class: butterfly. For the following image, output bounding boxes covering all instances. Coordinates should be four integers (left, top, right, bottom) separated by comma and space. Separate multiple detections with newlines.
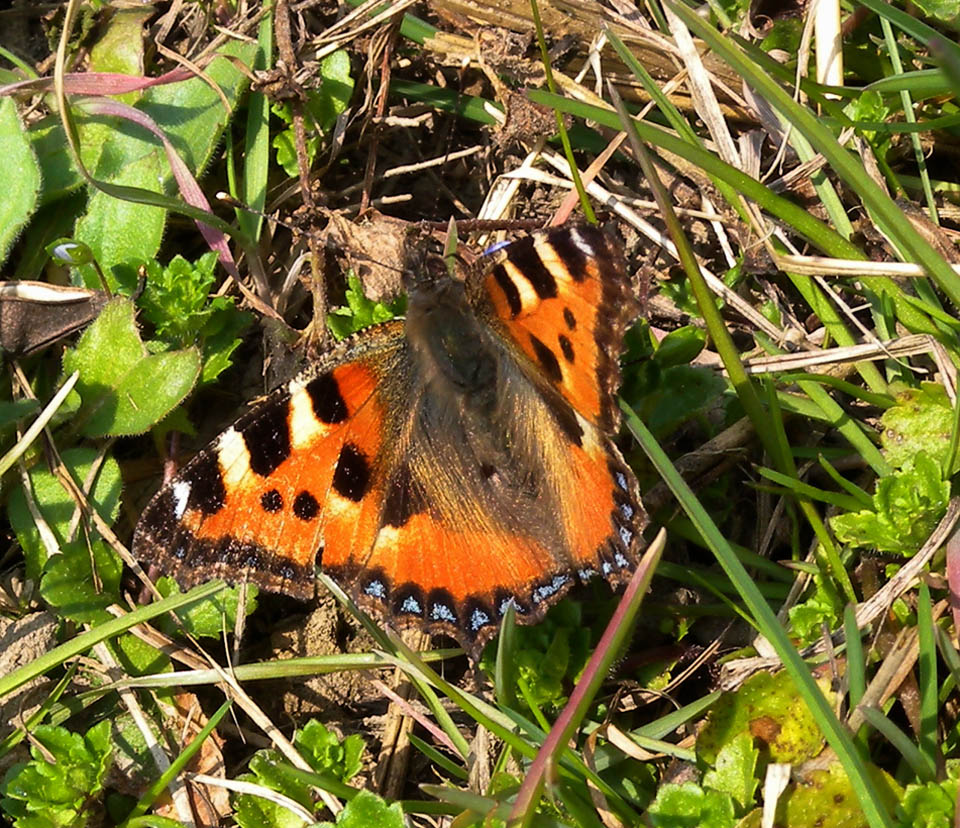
133, 223, 647, 654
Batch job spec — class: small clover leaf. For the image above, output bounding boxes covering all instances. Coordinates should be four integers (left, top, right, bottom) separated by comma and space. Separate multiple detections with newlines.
647, 781, 737, 828
153, 577, 258, 638
702, 732, 759, 813
315, 790, 404, 828
295, 720, 365, 783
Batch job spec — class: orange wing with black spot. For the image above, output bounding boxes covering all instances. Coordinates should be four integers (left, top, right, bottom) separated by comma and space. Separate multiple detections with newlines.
133, 323, 403, 600
483, 225, 639, 433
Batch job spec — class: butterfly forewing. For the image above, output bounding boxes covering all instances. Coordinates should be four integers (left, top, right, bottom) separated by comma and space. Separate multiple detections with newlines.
133, 323, 403, 598
483, 225, 640, 433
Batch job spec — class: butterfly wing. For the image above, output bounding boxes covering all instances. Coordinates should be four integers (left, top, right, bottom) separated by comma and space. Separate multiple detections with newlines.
132, 322, 405, 599
326, 369, 646, 648
482, 224, 639, 433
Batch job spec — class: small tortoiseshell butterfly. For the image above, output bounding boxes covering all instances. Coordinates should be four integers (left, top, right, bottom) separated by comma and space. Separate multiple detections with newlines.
133, 224, 647, 653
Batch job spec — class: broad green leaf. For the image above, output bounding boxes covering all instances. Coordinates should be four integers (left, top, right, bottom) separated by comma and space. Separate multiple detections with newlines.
909, 0, 960, 25
880, 383, 957, 473
0, 96, 42, 266
143, 40, 256, 176
774, 763, 902, 828
154, 577, 258, 638
698, 671, 833, 765
655, 326, 706, 368
315, 790, 405, 828
30, 117, 105, 205
6, 446, 122, 582
62, 298, 201, 436
71, 40, 255, 277
88, 7, 152, 105
73, 148, 167, 280
703, 732, 759, 812
40, 540, 123, 624
646, 782, 737, 828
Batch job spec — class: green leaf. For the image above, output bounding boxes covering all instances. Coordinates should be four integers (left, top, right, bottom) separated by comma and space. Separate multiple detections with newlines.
153, 577, 258, 638
71, 41, 256, 278
625, 363, 727, 440
39, 540, 123, 624
73, 150, 167, 283
646, 782, 737, 828
108, 631, 171, 678
880, 383, 957, 474
0, 96, 42, 267
138, 252, 221, 340
0, 720, 112, 828
295, 720, 365, 783
199, 303, 251, 384
309, 50, 355, 132
272, 127, 319, 179
88, 8, 152, 104
908, 0, 960, 25
234, 723, 368, 827
234, 750, 315, 828
897, 760, 959, 828
702, 731, 759, 813
698, 671, 832, 765
774, 763, 902, 828
271, 49, 354, 178
0, 400, 40, 429
145, 41, 257, 176
6, 447, 122, 582
655, 326, 706, 368
788, 572, 845, 645
327, 275, 405, 341
137, 251, 251, 382
234, 784, 311, 828
830, 452, 949, 556
315, 790, 404, 828
61, 298, 201, 436
481, 600, 590, 712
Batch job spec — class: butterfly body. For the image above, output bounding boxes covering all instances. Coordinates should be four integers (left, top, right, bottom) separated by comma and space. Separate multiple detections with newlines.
134, 224, 646, 650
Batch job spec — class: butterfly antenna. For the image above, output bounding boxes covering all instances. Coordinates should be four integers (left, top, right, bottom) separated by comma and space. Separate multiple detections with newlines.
215, 192, 316, 238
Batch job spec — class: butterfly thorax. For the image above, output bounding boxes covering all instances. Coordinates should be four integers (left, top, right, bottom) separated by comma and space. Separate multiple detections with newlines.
404, 273, 499, 412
